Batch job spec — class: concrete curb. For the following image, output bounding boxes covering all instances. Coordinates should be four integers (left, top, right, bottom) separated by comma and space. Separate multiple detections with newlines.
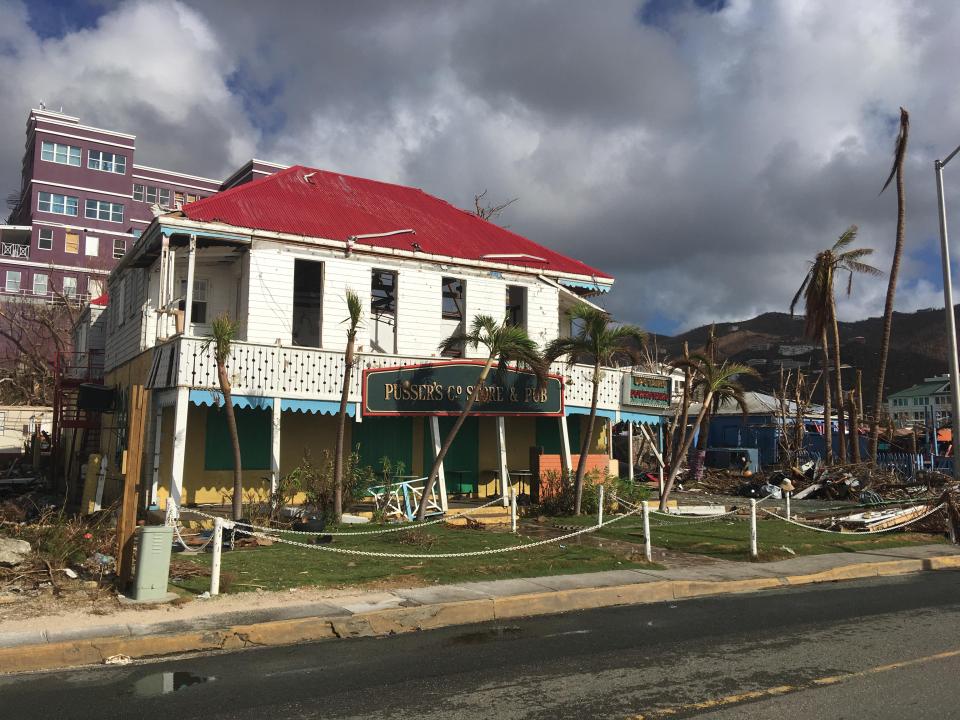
2, 552, 959, 675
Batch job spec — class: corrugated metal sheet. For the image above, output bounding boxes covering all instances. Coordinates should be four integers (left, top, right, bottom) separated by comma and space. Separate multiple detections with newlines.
183, 166, 611, 280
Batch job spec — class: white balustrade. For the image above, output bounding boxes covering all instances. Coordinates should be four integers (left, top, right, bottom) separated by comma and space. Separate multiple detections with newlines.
161, 336, 629, 411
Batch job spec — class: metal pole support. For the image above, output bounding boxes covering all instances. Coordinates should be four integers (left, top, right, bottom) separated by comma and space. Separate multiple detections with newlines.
642, 500, 652, 563
211, 517, 223, 596
750, 499, 758, 560
510, 489, 518, 534
597, 484, 605, 527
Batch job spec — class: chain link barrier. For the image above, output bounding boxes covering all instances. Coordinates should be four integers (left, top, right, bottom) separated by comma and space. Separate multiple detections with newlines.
179, 495, 647, 560
177, 496, 503, 537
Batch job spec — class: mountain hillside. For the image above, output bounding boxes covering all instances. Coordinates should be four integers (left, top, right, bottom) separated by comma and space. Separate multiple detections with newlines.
651, 307, 959, 409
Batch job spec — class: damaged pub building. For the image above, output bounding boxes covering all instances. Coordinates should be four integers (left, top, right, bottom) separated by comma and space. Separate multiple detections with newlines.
70, 166, 672, 512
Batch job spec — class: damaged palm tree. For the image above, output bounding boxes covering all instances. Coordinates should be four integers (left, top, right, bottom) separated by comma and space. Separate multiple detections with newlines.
544, 304, 646, 515
333, 290, 363, 523
870, 107, 910, 463
416, 315, 545, 520
660, 356, 758, 511
206, 313, 243, 521
791, 226, 880, 465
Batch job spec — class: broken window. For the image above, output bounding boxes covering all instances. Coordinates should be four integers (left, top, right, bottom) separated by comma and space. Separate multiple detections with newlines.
292, 260, 323, 348
371, 269, 397, 353
506, 285, 526, 328
441, 277, 464, 320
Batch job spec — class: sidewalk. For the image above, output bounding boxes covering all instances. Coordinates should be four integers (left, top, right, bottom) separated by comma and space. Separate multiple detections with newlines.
1, 544, 958, 675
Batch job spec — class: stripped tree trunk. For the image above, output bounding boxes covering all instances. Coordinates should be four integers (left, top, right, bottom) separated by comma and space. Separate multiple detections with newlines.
829, 294, 847, 463
821, 328, 833, 465
573, 360, 602, 516
217, 362, 243, 521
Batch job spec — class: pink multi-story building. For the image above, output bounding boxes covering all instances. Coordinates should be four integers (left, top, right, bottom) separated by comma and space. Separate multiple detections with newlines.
1, 108, 284, 303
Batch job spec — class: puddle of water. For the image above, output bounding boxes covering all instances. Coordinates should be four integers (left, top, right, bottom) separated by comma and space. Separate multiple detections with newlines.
132, 672, 216, 697
448, 626, 523, 645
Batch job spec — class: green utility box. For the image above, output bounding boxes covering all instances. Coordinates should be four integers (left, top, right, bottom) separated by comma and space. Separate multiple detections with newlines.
132, 525, 174, 601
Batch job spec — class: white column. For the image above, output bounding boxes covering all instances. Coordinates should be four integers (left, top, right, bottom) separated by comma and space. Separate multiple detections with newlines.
627, 421, 634, 482
429, 416, 448, 511
608, 418, 614, 459
559, 415, 572, 476
183, 234, 196, 334
169, 386, 189, 508
270, 397, 282, 496
496, 416, 510, 507
150, 406, 163, 506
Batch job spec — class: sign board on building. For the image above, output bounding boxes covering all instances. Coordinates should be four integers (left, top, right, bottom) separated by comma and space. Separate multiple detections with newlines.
362, 361, 564, 416
622, 373, 672, 410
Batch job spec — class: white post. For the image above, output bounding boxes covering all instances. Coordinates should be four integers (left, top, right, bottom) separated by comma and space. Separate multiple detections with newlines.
597, 483, 604, 527
169, 386, 189, 508
510, 488, 517, 533
627, 421, 634, 482
150, 406, 163, 507
210, 517, 223, 596
270, 397, 281, 498
750, 498, 758, 560
559, 415, 572, 477
183, 234, 196, 333
657, 423, 665, 498
496, 416, 510, 507
935, 153, 960, 483
642, 500, 652, 563
93, 461, 107, 512
429, 416, 448, 511
786, 491, 791, 521
166, 247, 177, 338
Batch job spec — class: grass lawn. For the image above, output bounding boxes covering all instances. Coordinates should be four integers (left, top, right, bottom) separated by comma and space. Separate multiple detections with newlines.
552, 514, 947, 562
171, 522, 658, 595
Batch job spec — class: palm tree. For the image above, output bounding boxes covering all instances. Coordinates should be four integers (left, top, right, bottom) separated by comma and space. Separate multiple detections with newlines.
206, 313, 243, 520
333, 290, 362, 522
870, 107, 910, 463
416, 315, 545, 520
544, 304, 646, 515
659, 356, 758, 510
691, 325, 717, 480
791, 226, 881, 464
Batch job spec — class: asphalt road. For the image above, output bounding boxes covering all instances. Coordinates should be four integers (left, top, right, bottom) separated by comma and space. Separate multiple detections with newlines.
3, 571, 960, 719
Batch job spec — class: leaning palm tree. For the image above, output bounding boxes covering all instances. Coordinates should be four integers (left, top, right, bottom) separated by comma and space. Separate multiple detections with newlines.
544, 304, 646, 515
660, 356, 758, 510
416, 315, 545, 520
791, 226, 881, 464
206, 313, 243, 520
333, 290, 363, 522
870, 107, 910, 463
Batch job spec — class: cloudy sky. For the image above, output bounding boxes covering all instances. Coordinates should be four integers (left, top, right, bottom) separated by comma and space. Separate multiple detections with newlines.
1, 0, 958, 334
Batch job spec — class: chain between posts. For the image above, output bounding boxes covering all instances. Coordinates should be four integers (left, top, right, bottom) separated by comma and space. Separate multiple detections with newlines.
177, 496, 503, 537
760, 504, 947, 535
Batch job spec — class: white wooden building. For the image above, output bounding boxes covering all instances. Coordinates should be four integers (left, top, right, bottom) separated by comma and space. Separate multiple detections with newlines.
90, 166, 669, 510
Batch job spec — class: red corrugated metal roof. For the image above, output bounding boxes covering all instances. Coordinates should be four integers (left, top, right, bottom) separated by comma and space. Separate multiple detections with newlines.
182, 165, 612, 280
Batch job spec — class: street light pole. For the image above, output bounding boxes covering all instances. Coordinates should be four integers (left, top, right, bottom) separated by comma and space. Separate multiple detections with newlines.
934, 146, 960, 481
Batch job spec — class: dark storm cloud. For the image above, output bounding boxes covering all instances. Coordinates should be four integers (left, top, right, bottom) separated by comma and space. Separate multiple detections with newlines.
3, 0, 960, 333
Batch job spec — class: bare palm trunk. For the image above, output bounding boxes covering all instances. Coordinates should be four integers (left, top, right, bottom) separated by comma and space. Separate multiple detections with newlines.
417, 357, 495, 520
333, 336, 356, 522
660, 391, 713, 511
829, 295, 847, 463
217, 362, 243, 521
821, 328, 833, 465
871, 109, 908, 463
573, 361, 602, 516
848, 390, 861, 464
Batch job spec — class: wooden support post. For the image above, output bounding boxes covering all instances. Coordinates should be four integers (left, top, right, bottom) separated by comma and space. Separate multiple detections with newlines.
116, 385, 148, 589
559, 415, 572, 477
270, 397, 282, 497
150, 406, 162, 507
597, 484, 604, 527
210, 517, 223, 596
183, 234, 196, 333
750, 498, 758, 560
496, 417, 510, 507
429, 416, 448, 511
169, 386, 189, 507
627, 421, 634, 482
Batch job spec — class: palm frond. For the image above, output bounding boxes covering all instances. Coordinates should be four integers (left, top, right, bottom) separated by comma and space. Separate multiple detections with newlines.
344, 289, 363, 334
880, 107, 909, 194
832, 225, 858, 251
